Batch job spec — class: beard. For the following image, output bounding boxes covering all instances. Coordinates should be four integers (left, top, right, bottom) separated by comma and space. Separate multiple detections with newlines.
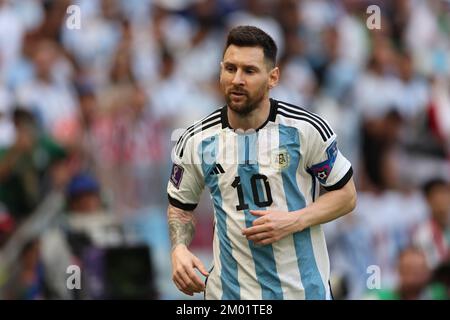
225, 84, 267, 116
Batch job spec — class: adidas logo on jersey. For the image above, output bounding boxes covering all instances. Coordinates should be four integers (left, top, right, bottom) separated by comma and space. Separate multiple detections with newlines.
209, 164, 225, 175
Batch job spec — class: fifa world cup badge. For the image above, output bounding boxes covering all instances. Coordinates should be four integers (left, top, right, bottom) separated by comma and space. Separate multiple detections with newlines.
170, 164, 184, 189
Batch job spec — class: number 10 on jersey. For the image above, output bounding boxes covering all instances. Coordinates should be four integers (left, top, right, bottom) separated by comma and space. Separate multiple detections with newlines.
231, 174, 273, 210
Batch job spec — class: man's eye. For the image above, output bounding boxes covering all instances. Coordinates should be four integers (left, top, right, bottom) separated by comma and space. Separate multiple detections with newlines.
225, 66, 235, 72
245, 69, 255, 74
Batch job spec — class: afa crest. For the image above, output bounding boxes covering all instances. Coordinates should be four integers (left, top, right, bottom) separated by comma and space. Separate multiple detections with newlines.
271, 148, 290, 170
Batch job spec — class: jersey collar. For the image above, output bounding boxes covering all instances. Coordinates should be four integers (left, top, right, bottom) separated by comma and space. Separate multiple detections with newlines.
221, 98, 278, 131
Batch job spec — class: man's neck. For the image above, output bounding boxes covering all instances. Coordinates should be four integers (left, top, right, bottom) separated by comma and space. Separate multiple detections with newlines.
227, 97, 271, 131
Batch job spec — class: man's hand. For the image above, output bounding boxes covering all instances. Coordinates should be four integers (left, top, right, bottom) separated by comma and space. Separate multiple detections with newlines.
242, 210, 303, 245
171, 244, 209, 296
168, 204, 209, 296
242, 178, 357, 246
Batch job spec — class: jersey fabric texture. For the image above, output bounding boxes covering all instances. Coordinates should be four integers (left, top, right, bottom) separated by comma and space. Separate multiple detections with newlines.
167, 98, 353, 300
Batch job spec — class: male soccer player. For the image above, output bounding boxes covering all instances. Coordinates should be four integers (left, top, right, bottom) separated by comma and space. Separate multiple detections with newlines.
167, 25, 356, 300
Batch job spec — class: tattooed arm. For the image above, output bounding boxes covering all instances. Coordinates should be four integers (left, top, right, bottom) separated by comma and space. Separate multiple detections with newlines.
168, 204, 196, 249
168, 204, 209, 296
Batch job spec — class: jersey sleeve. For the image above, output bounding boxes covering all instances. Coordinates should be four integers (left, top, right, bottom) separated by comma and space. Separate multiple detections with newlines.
167, 136, 204, 211
305, 122, 353, 191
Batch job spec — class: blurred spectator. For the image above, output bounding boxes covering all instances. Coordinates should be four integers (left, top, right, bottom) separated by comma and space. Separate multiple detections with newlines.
365, 247, 447, 300
413, 179, 450, 269
426, 76, 450, 155
39, 0, 70, 41
40, 172, 156, 299
327, 183, 429, 299
335, 0, 370, 69
15, 39, 79, 145
405, 0, 449, 77
4, 238, 49, 299
272, 27, 316, 108
321, 26, 358, 104
0, 0, 26, 81
353, 39, 399, 120
66, 172, 102, 213
360, 110, 403, 191
0, 0, 449, 300
0, 109, 67, 223
106, 84, 166, 214
72, 82, 100, 173
392, 51, 429, 120
175, 0, 223, 86
0, 87, 14, 148
109, 19, 134, 85
40, 172, 107, 299
148, 47, 219, 127
431, 260, 450, 298
61, 0, 122, 87
0, 202, 14, 247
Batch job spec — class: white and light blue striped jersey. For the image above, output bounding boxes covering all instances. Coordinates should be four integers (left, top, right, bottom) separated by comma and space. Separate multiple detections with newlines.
167, 98, 353, 300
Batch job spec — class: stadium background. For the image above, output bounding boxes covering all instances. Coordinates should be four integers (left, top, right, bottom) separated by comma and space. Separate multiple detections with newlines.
0, 0, 449, 299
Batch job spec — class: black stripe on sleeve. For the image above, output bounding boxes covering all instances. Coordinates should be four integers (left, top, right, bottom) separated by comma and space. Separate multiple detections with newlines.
278, 105, 332, 139
277, 110, 328, 141
175, 113, 221, 155
278, 102, 334, 137
323, 167, 353, 191
168, 195, 198, 211
178, 119, 222, 158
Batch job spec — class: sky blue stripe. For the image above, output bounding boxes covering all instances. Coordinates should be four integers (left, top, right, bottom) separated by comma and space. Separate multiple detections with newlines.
278, 124, 326, 300
200, 136, 240, 300
237, 133, 283, 300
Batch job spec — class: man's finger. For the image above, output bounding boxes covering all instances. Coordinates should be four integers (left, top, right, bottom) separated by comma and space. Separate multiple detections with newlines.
174, 272, 188, 289
242, 224, 268, 236
252, 216, 268, 226
178, 268, 199, 293
174, 279, 188, 294
185, 266, 205, 292
174, 279, 182, 291
176, 272, 197, 294
247, 231, 272, 242
174, 278, 193, 296
255, 237, 276, 246
193, 258, 210, 277
249, 210, 268, 217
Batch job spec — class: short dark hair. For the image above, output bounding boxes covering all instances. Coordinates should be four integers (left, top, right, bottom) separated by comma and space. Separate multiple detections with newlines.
12, 108, 35, 127
224, 25, 277, 67
422, 178, 448, 198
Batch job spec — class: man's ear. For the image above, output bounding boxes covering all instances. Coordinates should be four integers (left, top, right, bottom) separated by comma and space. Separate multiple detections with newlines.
268, 66, 280, 89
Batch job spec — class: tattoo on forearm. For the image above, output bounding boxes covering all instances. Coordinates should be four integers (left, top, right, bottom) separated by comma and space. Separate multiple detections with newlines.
168, 206, 196, 250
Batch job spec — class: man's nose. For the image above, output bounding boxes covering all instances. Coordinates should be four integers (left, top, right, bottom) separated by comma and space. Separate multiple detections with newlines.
231, 69, 244, 86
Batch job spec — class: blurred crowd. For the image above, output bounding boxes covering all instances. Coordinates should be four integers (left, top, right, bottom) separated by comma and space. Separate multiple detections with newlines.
0, 0, 449, 299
